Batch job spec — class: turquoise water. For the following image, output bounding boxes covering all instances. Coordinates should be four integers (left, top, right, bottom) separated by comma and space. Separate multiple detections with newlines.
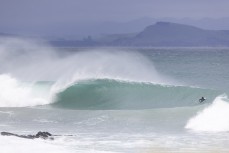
1, 43, 229, 152
53, 79, 219, 109
143, 48, 229, 91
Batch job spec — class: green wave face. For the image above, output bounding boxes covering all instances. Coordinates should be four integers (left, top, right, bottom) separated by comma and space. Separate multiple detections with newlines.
52, 79, 220, 110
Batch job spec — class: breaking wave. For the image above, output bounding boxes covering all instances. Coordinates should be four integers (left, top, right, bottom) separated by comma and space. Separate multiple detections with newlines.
0, 74, 220, 109
52, 79, 220, 110
0, 38, 222, 110
185, 95, 229, 132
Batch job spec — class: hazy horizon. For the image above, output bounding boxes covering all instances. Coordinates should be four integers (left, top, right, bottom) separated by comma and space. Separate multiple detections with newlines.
1, 0, 229, 38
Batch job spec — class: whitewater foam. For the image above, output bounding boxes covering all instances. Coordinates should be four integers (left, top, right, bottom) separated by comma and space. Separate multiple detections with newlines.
185, 95, 229, 132
0, 136, 75, 153
0, 74, 50, 107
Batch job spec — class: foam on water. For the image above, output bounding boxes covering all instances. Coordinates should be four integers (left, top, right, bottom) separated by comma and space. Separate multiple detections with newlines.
185, 95, 229, 132
0, 136, 75, 153
0, 74, 50, 107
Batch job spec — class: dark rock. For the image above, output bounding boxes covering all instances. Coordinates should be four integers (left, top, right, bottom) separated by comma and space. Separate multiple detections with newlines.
1, 131, 54, 140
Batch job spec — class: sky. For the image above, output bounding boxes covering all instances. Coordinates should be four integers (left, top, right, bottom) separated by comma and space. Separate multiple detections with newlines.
1, 0, 229, 37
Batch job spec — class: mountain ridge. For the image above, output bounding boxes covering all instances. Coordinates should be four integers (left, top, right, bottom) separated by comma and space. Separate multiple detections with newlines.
112, 22, 229, 46
2, 22, 229, 47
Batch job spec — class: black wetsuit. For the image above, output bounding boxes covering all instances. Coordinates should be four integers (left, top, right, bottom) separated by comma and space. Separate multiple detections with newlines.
199, 97, 206, 103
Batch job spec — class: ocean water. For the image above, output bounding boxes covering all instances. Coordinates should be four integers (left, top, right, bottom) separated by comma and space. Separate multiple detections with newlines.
1, 39, 229, 153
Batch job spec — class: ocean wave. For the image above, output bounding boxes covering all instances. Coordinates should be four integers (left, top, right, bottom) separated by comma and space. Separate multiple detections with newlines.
52, 79, 220, 110
0, 74, 221, 109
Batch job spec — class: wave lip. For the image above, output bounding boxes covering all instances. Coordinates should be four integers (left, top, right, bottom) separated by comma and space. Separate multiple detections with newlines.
185, 95, 229, 132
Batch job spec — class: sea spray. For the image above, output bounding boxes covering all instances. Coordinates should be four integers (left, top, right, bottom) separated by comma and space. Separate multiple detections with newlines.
0, 38, 175, 92
185, 95, 229, 132
49, 50, 173, 95
0, 37, 59, 81
0, 38, 178, 107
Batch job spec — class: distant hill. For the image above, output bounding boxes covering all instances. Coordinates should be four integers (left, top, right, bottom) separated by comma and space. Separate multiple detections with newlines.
2, 22, 229, 47
112, 22, 229, 47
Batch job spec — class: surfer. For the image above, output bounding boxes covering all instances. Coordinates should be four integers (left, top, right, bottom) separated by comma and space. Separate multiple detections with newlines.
199, 97, 206, 103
